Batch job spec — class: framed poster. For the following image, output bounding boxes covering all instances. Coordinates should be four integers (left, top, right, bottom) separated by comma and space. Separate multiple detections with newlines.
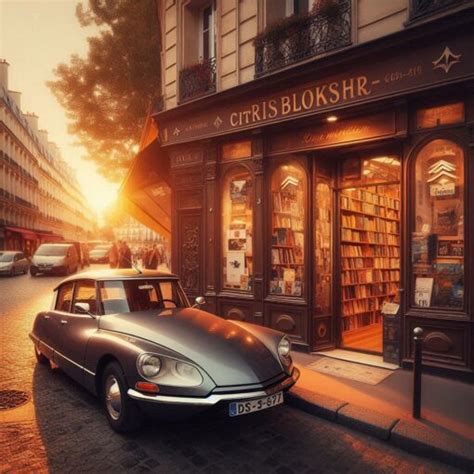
437, 239, 464, 258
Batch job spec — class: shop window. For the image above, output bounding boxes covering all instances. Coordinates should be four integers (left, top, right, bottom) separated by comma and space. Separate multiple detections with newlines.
412, 139, 464, 309
270, 163, 306, 297
314, 180, 332, 314
417, 102, 464, 130
222, 168, 253, 291
341, 155, 400, 187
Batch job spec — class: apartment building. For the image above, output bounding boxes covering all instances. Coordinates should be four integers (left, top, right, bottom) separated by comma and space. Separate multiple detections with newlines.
0, 60, 96, 255
123, 0, 474, 378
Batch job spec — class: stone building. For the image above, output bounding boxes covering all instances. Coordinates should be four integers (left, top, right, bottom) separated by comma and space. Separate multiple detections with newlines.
123, 0, 474, 378
0, 60, 96, 254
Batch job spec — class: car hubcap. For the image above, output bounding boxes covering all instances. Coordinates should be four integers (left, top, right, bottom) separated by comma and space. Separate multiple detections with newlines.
105, 375, 122, 420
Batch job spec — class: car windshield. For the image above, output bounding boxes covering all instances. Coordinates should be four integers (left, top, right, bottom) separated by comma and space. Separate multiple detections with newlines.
0, 253, 14, 262
35, 245, 69, 256
99, 279, 189, 315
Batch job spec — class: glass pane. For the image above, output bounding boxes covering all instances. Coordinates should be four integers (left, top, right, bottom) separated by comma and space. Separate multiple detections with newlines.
341, 155, 400, 187
74, 281, 97, 314
417, 102, 464, 130
222, 169, 253, 291
56, 283, 74, 312
270, 163, 306, 297
412, 139, 464, 309
315, 181, 332, 315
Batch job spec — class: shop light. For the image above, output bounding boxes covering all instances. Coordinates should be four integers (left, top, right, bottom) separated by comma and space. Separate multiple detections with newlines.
327, 115, 338, 123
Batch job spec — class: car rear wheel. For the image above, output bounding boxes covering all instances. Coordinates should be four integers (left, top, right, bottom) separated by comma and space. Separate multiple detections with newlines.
34, 344, 49, 365
102, 362, 142, 433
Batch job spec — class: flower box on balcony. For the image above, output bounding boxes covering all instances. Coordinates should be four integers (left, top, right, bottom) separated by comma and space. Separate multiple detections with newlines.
179, 57, 216, 102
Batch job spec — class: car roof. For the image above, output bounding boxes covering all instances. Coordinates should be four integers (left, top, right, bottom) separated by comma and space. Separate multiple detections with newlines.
56, 268, 178, 288
0, 250, 20, 254
39, 243, 72, 247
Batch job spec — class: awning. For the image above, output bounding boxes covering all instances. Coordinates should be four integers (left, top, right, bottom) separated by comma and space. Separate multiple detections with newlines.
5, 226, 38, 240
120, 115, 171, 240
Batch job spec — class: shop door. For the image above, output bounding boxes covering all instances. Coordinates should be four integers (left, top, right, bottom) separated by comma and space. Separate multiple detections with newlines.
338, 155, 401, 354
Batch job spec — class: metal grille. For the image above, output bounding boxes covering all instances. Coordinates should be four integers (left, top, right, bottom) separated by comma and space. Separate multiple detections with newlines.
410, 0, 469, 19
179, 57, 216, 103
255, 0, 352, 78
0, 390, 30, 410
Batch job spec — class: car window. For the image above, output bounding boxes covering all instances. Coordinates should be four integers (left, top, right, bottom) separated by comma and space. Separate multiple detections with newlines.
55, 283, 74, 312
73, 280, 97, 314
99, 279, 187, 315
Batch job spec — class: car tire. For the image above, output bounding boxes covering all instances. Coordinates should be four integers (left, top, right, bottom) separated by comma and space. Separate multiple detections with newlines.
102, 362, 142, 433
34, 344, 49, 365
30, 268, 37, 277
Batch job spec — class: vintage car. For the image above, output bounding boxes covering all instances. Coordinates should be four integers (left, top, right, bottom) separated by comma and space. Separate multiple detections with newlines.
30, 269, 299, 432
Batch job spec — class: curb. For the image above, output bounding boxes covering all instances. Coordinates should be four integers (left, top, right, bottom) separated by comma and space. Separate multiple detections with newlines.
286, 386, 474, 471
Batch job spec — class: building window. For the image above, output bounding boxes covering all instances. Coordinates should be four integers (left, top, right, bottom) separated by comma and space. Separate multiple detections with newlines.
270, 163, 306, 297
201, 4, 215, 60
412, 139, 465, 309
222, 168, 253, 291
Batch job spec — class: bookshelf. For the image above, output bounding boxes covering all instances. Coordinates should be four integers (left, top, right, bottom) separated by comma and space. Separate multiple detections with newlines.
270, 169, 305, 296
340, 185, 400, 335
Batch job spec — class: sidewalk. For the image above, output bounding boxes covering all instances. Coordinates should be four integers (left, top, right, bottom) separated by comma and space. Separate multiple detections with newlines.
287, 352, 474, 471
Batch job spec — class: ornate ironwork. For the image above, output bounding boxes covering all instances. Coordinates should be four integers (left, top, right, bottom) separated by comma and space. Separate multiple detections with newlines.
255, 0, 351, 78
179, 57, 216, 102
410, 0, 469, 19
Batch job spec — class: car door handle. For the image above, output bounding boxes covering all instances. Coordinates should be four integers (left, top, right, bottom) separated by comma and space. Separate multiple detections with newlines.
60, 320, 68, 325
44, 315, 50, 320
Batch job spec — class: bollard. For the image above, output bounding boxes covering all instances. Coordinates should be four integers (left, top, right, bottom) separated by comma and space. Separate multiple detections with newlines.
412, 327, 423, 419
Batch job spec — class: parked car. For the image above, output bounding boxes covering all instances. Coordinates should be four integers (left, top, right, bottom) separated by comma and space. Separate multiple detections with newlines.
30, 269, 299, 432
30, 243, 79, 276
0, 250, 29, 276
89, 244, 111, 264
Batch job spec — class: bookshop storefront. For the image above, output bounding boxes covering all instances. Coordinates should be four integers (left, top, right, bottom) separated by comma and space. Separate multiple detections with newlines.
127, 20, 474, 378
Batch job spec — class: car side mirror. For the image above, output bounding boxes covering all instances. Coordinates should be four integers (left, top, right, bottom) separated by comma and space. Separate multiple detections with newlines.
74, 302, 94, 317
193, 296, 206, 308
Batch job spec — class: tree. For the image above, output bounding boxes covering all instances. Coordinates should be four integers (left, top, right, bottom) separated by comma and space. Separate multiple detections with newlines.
48, 0, 161, 182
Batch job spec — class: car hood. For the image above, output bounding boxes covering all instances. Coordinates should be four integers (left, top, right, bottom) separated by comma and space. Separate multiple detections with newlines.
33, 255, 65, 264
0, 262, 12, 269
99, 308, 283, 386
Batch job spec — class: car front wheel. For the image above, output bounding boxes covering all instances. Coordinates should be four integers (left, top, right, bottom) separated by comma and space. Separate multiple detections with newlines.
102, 362, 142, 433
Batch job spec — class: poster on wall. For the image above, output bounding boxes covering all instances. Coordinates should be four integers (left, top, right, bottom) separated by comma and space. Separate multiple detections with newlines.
230, 179, 249, 203
414, 277, 434, 307
437, 239, 464, 258
226, 251, 246, 284
432, 263, 464, 308
433, 200, 461, 236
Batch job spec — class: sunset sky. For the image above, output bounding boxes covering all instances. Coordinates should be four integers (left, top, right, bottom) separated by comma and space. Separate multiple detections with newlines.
0, 0, 119, 217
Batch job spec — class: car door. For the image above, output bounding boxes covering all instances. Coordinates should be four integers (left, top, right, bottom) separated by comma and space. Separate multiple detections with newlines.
55, 279, 99, 383
41, 281, 75, 360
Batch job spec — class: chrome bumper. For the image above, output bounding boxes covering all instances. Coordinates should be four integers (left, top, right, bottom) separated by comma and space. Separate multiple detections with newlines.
127, 367, 300, 406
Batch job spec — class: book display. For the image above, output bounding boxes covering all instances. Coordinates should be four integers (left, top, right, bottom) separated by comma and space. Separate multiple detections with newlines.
340, 185, 400, 337
222, 172, 253, 291
270, 165, 305, 297
412, 139, 464, 309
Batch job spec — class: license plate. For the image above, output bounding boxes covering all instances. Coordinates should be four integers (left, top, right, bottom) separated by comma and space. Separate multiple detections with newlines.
229, 392, 283, 417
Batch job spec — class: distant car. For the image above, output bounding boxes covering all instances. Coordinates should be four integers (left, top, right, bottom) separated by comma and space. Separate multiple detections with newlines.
30, 243, 79, 276
89, 245, 111, 264
0, 250, 29, 276
30, 269, 299, 433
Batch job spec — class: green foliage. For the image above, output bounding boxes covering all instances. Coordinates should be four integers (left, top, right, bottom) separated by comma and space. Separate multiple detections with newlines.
48, 0, 161, 182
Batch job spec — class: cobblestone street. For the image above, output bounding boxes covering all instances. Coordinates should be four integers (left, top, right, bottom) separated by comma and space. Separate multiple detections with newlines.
0, 268, 460, 473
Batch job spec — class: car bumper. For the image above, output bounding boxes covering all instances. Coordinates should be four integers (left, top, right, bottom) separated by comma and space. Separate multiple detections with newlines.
31, 265, 65, 273
127, 367, 300, 408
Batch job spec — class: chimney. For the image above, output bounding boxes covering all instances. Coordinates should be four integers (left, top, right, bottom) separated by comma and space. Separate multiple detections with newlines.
0, 59, 9, 89
8, 90, 21, 109
25, 113, 39, 132
38, 129, 49, 146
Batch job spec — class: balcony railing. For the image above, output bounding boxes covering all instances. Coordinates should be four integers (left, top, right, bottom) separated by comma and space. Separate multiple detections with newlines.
410, 0, 470, 20
179, 57, 216, 102
255, 0, 351, 77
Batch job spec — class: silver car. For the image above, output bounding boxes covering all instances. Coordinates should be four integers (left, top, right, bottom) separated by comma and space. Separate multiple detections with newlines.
30, 243, 79, 276
0, 250, 29, 276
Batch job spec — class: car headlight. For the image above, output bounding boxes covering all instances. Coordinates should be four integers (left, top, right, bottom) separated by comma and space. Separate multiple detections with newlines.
278, 337, 291, 358
137, 353, 162, 378
136, 353, 203, 387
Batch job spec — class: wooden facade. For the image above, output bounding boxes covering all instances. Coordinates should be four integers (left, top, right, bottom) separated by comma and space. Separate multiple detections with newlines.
125, 9, 474, 379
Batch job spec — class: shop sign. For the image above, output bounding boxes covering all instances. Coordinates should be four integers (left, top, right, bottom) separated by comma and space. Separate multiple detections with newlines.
430, 182, 455, 196
268, 112, 396, 155
159, 30, 474, 146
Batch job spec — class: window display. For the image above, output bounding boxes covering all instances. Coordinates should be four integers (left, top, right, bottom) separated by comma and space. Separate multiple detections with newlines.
412, 139, 464, 309
314, 180, 332, 315
270, 163, 306, 297
222, 169, 253, 290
